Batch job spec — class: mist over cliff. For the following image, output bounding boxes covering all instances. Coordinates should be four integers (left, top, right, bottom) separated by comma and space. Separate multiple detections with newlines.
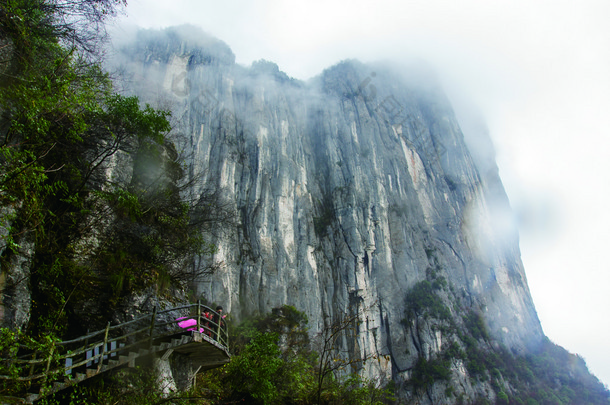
107, 25, 606, 403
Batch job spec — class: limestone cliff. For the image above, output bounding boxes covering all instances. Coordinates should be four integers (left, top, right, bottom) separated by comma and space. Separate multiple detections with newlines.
111, 25, 548, 402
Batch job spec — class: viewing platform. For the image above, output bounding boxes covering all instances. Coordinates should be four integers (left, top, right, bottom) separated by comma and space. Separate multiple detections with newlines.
0, 302, 230, 403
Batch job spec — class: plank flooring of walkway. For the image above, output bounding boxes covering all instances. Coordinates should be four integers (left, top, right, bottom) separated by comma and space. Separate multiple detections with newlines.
0, 302, 230, 404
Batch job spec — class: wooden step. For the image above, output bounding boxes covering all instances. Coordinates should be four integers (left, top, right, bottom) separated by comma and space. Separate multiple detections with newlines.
118, 354, 136, 368
86, 368, 98, 378
128, 352, 137, 367
75, 373, 86, 382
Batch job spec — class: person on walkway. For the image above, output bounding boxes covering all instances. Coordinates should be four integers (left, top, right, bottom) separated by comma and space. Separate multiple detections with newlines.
202, 308, 212, 337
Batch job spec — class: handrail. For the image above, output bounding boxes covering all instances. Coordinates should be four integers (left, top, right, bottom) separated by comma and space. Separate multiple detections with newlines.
0, 302, 229, 385
156, 303, 194, 314
57, 312, 153, 346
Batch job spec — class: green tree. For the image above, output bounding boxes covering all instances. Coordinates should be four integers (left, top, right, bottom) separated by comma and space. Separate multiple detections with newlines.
0, 0, 231, 339
197, 306, 393, 405
225, 331, 283, 404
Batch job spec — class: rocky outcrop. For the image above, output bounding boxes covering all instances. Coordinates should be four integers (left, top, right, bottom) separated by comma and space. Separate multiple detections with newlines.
111, 26, 545, 402
0, 233, 33, 331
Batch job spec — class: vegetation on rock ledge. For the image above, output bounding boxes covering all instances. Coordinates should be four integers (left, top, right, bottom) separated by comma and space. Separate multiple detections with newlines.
401, 258, 609, 404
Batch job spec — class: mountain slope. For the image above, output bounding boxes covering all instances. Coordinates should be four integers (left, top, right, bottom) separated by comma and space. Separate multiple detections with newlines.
110, 25, 608, 403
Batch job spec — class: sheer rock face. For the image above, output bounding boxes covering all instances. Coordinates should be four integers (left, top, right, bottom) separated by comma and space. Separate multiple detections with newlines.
113, 26, 543, 396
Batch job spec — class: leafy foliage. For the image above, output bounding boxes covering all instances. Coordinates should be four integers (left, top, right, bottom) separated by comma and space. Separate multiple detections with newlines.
35, 367, 171, 405
410, 355, 452, 392
403, 280, 451, 323
0, 0, 228, 339
225, 331, 284, 404
1, 0, 126, 62
196, 306, 393, 405
313, 192, 335, 238
0, 328, 64, 397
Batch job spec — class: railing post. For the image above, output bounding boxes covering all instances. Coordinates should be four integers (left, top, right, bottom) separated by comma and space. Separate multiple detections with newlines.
84, 328, 91, 367
44, 342, 55, 375
196, 300, 201, 334
41, 341, 56, 391
29, 352, 36, 377
97, 322, 110, 373
148, 306, 157, 348
216, 312, 221, 344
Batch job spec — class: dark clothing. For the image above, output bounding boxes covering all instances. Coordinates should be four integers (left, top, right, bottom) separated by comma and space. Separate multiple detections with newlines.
212, 311, 223, 342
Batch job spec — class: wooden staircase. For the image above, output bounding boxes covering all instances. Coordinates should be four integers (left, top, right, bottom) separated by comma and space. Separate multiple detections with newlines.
0, 303, 230, 404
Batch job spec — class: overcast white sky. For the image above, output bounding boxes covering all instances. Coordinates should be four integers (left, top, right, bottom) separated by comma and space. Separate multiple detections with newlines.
113, 0, 610, 387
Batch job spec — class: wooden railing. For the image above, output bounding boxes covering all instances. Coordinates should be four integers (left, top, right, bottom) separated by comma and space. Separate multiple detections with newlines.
0, 302, 229, 400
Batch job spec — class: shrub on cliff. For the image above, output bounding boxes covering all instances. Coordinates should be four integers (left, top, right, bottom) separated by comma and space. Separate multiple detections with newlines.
196, 305, 394, 405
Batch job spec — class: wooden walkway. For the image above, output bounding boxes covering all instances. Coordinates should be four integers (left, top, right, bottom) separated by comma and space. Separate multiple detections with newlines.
0, 302, 230, 403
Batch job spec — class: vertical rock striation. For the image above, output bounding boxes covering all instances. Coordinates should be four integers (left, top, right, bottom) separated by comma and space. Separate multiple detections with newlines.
112, 25, 544, 400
